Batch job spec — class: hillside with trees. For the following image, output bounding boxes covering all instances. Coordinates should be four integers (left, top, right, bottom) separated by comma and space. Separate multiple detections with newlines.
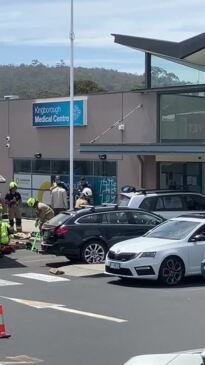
0, 61, 144, 99
0, 60, 189, 99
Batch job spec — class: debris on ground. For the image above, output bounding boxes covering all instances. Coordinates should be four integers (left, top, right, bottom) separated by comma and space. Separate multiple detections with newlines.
49, 268, 65, 276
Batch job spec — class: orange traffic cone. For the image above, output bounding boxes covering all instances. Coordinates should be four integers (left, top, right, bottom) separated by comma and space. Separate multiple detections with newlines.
0, 304, 11, 338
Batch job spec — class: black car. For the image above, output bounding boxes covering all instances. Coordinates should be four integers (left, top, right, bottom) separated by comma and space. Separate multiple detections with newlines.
41, 205, 165, 264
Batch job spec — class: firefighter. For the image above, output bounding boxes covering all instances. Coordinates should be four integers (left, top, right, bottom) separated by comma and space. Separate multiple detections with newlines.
0, 204, 11, 257
27, 198, 54, 231
5, 181, 22, 233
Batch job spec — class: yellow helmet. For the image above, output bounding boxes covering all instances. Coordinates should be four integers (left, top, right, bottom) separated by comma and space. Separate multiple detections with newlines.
27, 197, 36, 207
9, 181, 17, 189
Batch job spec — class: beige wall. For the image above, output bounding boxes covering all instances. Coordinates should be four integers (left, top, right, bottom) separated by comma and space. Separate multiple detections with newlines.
0, 91, 158, 196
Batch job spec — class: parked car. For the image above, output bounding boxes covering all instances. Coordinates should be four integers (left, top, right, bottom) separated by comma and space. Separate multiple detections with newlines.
119, 188, 205, 219
105, 213, 205, 285
123, 349, 205, 364
40, 205, 165, 264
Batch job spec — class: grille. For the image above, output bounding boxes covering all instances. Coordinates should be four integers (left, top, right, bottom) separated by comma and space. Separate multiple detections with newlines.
105, 266, 133, 276
107, 251, 136, 262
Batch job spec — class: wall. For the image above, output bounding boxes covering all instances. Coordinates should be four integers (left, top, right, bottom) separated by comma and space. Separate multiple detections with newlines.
0, 91, 158, 197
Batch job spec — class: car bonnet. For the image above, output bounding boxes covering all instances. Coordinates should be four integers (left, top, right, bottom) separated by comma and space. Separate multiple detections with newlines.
110, 236, 181, 254
123, 353, 202, 365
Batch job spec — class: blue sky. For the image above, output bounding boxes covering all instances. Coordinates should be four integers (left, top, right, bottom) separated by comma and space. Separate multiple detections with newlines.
1, 0, 205, 75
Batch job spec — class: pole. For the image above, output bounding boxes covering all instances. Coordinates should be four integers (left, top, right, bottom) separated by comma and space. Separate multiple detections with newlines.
69, 0, 74, 209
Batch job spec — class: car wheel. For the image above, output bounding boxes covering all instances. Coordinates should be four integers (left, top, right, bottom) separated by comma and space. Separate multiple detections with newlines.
81, 240, 107, 264
159, 256, 185, 286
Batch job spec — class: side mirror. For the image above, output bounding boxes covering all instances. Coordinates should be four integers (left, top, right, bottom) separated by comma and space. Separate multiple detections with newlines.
191, 234, 205, 242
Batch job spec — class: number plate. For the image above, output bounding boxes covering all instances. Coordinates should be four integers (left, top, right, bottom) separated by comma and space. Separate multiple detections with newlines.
43, 231, 49, 238
110, 262, 121, 269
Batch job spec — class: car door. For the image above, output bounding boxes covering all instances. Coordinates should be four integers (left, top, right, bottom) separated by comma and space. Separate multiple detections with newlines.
100, 211, 132, 247
188, 224, 205, 274
153, 195, 184, 219
183, 194, 205, 215
128, 210, 163, 237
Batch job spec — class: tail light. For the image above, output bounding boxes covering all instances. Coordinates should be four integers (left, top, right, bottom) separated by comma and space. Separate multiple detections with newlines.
55, 226, 70, 236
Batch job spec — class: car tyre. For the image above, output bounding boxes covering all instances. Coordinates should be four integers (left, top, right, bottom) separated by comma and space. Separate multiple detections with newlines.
159, 256, 185, 286
81, 240, 107, 264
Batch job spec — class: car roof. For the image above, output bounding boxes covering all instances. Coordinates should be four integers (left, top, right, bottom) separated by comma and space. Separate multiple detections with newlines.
64, 205, 164, 217
120, 191, 204, 198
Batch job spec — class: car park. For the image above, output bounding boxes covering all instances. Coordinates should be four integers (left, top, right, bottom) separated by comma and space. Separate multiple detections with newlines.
119, 188, 205, 219
40, 205, 164, 264
123, 349, 205, 365
105, 213, 205, 285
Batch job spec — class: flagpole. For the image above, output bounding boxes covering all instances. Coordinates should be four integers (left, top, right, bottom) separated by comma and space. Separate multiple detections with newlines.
69, 0, 74, 209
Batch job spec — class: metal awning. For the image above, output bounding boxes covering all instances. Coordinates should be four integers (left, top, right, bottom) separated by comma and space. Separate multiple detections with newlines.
80, 143, 205, 155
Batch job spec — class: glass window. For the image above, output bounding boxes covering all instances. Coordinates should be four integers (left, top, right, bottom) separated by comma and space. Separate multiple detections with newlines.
74, 161, 93, 176
155, 195, 183, 211
160, 93, 205, 142
184, 194, 205, 210
94, 161, 116, 176
51, 160, 69, 174
32, 160, 51, 174
14, 160, 31, 173
139, 197, 156, 211
77, 214, 101, 224
151, 55, 205, 88
102, 212, 129, 224
145, 220, 199, 240
131, 211, 162, 225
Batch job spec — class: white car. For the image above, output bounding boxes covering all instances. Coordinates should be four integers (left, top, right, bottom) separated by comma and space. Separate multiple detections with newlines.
123, 349, 205, 365
119, 189, 205, 219
105, 214, 205, 285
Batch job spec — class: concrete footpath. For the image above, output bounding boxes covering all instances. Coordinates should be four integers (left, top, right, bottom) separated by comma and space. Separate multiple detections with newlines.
22, 219, 105, 277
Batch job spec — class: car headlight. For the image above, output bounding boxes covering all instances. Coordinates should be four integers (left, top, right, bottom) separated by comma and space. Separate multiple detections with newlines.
139, 252, 157, 258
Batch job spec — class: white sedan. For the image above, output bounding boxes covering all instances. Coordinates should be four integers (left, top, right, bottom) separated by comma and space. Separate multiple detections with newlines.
105, 214, 205, 285
123, 349, 205, 365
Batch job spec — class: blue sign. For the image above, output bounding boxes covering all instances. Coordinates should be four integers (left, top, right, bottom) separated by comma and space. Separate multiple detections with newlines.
32, 100, 86, 127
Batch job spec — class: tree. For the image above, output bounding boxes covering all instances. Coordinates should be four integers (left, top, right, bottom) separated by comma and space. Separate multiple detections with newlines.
74, 80, 105, 94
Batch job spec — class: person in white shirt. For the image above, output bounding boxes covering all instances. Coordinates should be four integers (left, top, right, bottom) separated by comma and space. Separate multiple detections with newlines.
50, 182, 68, 216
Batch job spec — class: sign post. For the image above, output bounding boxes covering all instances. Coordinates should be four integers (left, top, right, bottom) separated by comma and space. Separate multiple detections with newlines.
69, 0, 74, 210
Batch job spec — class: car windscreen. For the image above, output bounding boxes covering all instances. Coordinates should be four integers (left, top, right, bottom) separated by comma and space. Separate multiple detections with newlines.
47, 212, 74, 226
144, 220, 200, 240
118, 195, 130, 207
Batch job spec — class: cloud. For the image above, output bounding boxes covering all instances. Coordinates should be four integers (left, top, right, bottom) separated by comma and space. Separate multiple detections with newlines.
0, 0, 205, 73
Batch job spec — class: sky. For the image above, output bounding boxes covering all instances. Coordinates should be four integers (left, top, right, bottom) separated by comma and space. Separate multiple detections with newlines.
0, 0, 205, 75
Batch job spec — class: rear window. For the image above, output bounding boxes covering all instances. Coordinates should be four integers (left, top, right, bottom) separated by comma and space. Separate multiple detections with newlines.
118, 195, 130, 207
47, 212, 73, 226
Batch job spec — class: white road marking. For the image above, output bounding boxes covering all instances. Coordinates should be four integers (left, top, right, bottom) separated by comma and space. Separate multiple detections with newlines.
13, 273, 69, 282
1, 297, 127, 323
0, 279, 22, 287
0, 354, 43, 364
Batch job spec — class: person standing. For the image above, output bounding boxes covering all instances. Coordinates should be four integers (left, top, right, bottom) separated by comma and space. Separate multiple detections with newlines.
75, 192, 89, 209
50, 182, 68, 215
50, 175, 68, 192
27, 198, 54, 231
5, 181, 22, 233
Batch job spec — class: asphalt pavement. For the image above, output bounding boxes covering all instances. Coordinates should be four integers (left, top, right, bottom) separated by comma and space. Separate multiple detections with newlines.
1, 248, 205, 365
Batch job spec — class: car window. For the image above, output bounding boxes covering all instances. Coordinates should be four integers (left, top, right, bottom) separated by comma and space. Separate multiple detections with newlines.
131, 211, 163, 225
102, 212, 129, 224
155, 195, 183, 211
139, 197, 156, 211
118, 195, 130, 206
184, 194, 205, 210
77, 214, 101, 224
145, 220, 199, 240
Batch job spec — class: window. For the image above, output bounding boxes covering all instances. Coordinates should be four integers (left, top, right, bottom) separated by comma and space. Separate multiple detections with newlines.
155, 195, 183, 211
102, 212, 129, 224
94, 161, 116, 176
51, 160, 69, 175
14, 160, 31, 173
74, 161, 93, 176
32, 160, 51, 174
139, 197, 156, 211
77, 214, 101, 224
131, 211, 162, 225
184, 194, 205, 210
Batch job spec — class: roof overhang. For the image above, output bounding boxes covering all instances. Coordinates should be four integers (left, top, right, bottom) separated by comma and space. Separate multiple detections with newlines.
80, 143, 205, 155
112, 32, 205, 67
